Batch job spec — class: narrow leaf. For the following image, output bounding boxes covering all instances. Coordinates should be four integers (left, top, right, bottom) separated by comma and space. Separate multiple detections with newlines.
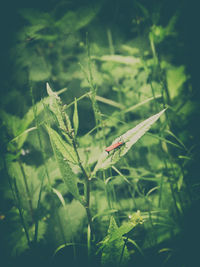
52, 188, 66, 207
46, 83, 66, 130
94, 55, 141, 65
54, 243, 86, 257
73, 98, 79, 136
92, 209, 118, 221
126, 238, 144, 256
93, 109, 166, 173
10, 127, 37, 143
123, 95, 161, 113
95, 95, 125, 109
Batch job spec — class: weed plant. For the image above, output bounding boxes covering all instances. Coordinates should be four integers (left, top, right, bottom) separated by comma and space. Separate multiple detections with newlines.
0, 2, 199, 267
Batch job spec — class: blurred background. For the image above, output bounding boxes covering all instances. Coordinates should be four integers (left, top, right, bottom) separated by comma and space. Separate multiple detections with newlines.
0, 0, 200, 266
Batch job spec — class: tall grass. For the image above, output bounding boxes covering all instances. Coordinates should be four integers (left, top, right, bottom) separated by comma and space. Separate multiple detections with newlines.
0, 4, 196, 267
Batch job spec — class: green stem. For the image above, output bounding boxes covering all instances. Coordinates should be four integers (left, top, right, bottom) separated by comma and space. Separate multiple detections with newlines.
107, 28, 115, 55
30, 87, 67, 245
145, 196, 157, 245
18, 160, 34, 224
149, 33, 158, 65
30, 87, 52, 244
71, 137, 94, 240
13, 177, 31, 247
119, 236, 128, 267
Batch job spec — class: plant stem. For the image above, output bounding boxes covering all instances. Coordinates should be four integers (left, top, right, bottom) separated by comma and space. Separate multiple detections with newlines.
149, 33, 158, 65
13, 177, 31, 247
71, 137, 94, 240
18, 160, 34, 224
119, 236, 128, 267
30, 87, 67, 245
107, 28, 115, 55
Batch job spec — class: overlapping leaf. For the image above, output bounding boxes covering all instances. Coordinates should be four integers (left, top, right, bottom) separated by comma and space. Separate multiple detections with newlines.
46, 125, 82, 203
100, 216, 130, 267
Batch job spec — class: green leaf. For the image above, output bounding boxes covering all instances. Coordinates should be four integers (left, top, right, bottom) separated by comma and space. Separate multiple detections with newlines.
106, 211, 144, 244
45, 125, 78, 164
9, 225, 29, 256
164, 64, 188, 100
29, 56, 51, 81
10, 127, 37, 146
19, 8, 51, 26
55, 5, 100, 34
52, 188, 66, 207
54, 243, 86, 257
23, 87, 67, 129
167, 66, 187, 99
92, 209, 118, 221
123, 95, 161, 114
100, 216, 130, 267
177, 173, 184, 191
0, 110, 23, 137
56, 200, 86, 241
95, 55, 141, 65
46, 83, 66, 131
93, 109, 166, 173
46, 125, 82, 203
73, 97, 79, 136
6, 160, 45, 211
2, 87, 67, 150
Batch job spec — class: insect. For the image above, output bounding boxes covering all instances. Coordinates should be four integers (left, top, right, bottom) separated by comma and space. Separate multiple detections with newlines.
105, 137, 125, 154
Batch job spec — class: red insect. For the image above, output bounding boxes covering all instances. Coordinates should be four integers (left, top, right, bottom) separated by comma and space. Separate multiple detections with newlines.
105, 140, 125, 154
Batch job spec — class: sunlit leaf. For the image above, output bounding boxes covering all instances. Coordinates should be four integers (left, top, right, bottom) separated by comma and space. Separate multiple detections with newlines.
73, 97, 79, 136
121, 45, 140, 55
100, 216, 130, 267
124, 95, 161, 114
52, 188, 66, 207
105, 211, 144, 244
94, 55, 141, 65
165, 64, 188, 100
93, 109, 166, 173
95, 95, 125, 109
10, 127, 37, 144
177, 174, 184, 191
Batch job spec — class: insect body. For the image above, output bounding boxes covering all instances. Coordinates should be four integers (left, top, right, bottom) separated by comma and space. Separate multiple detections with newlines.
105, 141, 125, 154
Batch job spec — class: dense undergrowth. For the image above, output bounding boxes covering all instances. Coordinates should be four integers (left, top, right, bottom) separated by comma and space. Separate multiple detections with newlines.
0, 1, 199, 267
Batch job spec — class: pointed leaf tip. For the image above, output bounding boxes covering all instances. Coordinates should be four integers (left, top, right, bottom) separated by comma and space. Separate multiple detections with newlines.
73, 98, 79, 136
46, 82, 52, 95
93, 109, 166, 173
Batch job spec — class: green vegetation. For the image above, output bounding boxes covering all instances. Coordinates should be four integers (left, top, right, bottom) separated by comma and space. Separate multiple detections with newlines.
0, 1, 199, 267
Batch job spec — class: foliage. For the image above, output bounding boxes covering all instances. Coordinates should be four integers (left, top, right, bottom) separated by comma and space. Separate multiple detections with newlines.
0, 1, 198, 267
